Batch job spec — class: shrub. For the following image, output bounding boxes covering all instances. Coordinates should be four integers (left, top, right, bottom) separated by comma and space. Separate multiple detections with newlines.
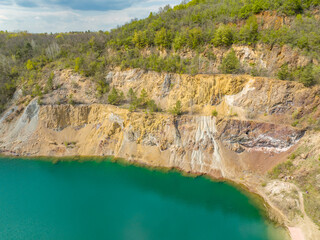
173, 32, 187, 50
26, 59, 35, 71
45, 72, 54, 92
299, 65, 315, 87
127, 88, 137, 103
281, 0, 303, 15
170, 100, 182, 115
139, 88, 148, 107
74, 57, 83, 73
68, 94, 75, 105
129, 101, 138, 112
154, 27, 172, 49
220, 49, 240, 74
239, 16, 259, 45
147, 100, 159, 113
269, 160, 294, 179
187, 27, 203, 49
292, 120, 299, 127
277, 64, 292, 80
212, 24, 236, 47
132, 30, 149, 48
96, 80, 109, 97
212, 109, 218, 117
108, 87, 124, 105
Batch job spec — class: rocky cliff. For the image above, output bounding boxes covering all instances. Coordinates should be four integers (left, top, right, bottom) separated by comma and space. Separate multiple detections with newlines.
1, 69, 320, 240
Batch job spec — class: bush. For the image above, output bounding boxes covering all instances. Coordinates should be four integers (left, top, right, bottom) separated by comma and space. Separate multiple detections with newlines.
220, 49, 240, 74
132, 30, 149, 48
239, 16, 259, 45
108, 87, 124, 105
154, 27, 172, 49
68, 94, 75, 105
277, 64, 292, 80
96, 80, 109, 97
173, 32, 187, 50
170, 100, 182, 115
139, 88, 148, 107
299, 65, 315, 87
281, 0, 303, 15
147, 100, 160, 113
269, 160, 294, 179
212, 109, 218, 117
187, 27, 203, 49
45, 72, 54, 92
212, 24, 236, 47
127, 88, 137, 103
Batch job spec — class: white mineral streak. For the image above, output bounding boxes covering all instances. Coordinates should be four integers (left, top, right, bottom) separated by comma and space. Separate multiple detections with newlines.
0, 99, 39, 146
190, 116, 224, 176
225, 79, 255, 107
0, 106, 17, 125
246, 134, 301, 153
108, 113, 124, 129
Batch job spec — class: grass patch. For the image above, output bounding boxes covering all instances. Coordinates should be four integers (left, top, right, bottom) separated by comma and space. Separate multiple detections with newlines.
268, 160, 294, 179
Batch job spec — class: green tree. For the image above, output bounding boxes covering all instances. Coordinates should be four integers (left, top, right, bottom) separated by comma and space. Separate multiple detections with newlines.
171, 100, 182, 115
188, 27, 203, 49
32, 84, 42, 98
127, 88, 137, 102
108, 87, 124, 105
139, 88, 148, 106
45, 71, 54, 93
96, 80, 109, 97
147, 100, 159, 113
173, 32, 187, 50
74, 57, 83, 73
26, 59, 35, 71
154, 27, 172, 49
281, 0, 302, 15
277, 64, 292, 80
132, 30, 149, 48
220, 49, 240, 74
239, 16, 259, 44
212, 24, 235, 47
299, 65, 315, 87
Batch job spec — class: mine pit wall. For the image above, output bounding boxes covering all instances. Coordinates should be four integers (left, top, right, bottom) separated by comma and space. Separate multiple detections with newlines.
2, 70, 320, 239
0, 102, 304, 181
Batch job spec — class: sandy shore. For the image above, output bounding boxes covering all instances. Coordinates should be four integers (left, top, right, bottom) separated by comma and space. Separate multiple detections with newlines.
289, 227, 305, 240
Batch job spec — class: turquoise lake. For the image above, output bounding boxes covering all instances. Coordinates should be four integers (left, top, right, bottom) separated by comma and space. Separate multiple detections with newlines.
0, 157, 288, 240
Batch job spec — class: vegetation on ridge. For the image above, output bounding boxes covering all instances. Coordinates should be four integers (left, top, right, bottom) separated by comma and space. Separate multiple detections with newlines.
1, 0, 320, 112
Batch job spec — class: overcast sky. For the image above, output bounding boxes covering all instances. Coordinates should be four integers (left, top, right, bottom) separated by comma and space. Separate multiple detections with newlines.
0, 0, 182, 33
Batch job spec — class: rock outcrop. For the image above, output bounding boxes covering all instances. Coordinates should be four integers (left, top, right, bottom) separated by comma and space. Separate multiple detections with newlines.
1, 69, 320, 240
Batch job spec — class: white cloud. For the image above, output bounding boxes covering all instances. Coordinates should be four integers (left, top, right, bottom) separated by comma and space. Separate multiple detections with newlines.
0, 0, 182, 32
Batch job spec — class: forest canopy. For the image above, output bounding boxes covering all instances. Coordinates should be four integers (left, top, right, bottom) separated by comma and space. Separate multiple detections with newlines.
1, 0, 320, 111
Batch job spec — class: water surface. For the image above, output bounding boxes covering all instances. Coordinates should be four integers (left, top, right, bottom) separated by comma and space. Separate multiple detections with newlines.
0, 157, 288, 240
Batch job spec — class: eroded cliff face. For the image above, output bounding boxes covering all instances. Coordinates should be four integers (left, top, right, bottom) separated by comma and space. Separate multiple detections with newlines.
0, 69, 320, 240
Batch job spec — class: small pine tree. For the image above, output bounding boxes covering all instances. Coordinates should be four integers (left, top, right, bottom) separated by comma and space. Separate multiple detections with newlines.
108, 87, 124, 105
171, 100, 182, 115
212, 24, 235, 47
139, 88, 148, 107
277, 64, 292, 80
129, 101, 138, 112
45, 72, 54, 92
299, 65, 315, 87
220, 49, 240, 74
147, 100, 159, 113
127, 88, 137, 103
239, 16, 259, 45
96, 80, 109, 97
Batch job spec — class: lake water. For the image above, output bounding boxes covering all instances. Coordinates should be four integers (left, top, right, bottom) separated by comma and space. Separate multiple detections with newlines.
0, 157, 288, 240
